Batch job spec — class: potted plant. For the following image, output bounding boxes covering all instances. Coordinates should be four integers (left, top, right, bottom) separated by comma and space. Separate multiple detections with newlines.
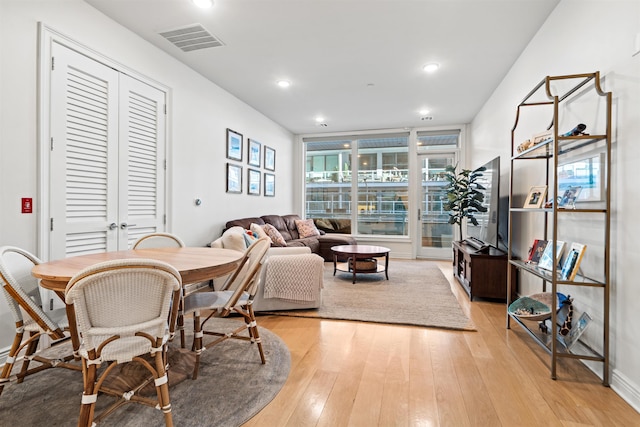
443, 164, 487, 240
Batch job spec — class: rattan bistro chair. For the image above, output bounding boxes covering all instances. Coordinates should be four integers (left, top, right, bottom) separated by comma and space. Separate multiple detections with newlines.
0, 246, 78, 396
65, 259, 182, 427
131, 232, 186, 250
183, 237, 270, 379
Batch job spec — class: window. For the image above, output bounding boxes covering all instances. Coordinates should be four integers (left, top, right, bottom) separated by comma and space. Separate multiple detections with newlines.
304, 133, 409, 236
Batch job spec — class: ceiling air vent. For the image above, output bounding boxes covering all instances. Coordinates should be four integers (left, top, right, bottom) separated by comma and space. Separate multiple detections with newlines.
158, 24, 224, 52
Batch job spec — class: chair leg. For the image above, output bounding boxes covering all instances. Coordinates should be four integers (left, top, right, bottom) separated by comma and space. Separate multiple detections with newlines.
192, 310, 203, 380
153, 347, 174, 427
78, 355, 98, 427
17, 332, 40, 384
0, 328, 24, 395
247, 305, 266, 364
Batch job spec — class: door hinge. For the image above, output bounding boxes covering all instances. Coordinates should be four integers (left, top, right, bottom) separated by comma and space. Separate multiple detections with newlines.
50, 137, 54, 151
163, 214, 167, 225
164, 159, 167, 170
50, 218, 54, 231
51, 56, 55, 71
49, 298, 54, 311
164, 104, 167, 115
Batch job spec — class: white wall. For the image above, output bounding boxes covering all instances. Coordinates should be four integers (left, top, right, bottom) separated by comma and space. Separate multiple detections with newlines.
0, 1, 294, 350
469, 0, 640, 411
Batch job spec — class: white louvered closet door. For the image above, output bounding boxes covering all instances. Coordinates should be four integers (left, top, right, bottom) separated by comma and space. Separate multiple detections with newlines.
49, 42, 166, 260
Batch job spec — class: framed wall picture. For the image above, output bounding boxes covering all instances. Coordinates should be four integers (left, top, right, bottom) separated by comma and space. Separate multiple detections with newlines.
248, 168, 261, 195
264, 173, 275, 197
264, 146, 276, 171
523, 185, 547, 208
226, 163, 242, 193
248, 139, 261, 167
226, 128, 243, 161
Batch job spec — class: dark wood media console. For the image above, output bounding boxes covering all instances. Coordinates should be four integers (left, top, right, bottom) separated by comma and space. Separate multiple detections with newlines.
452, 240, 516, 302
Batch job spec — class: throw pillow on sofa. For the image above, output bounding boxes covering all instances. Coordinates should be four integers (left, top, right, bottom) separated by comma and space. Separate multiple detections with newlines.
220, 226, 247, 252
250, 222, 269, 240
263, 223, 287, 246
295, 218, 320, 238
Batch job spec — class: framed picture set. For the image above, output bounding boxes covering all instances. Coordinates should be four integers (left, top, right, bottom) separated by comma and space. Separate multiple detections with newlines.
248, 139, 261, 167
248, 168, 261, 195
523, 185, 547, 208
226, 163, 242, 193
264, 146, 276, 171
264, 173, 275, 197
226, 128, 243, 161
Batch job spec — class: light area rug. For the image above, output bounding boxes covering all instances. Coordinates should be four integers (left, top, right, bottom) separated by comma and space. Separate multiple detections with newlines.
0, 318, 290, 426
264, 259, 476, 331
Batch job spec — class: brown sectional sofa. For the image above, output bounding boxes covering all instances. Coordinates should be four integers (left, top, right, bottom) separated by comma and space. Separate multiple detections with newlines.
224, 214, 356, 261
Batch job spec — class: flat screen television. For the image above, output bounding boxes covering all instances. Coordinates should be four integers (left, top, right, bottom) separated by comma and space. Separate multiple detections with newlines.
465, 156, 508, 252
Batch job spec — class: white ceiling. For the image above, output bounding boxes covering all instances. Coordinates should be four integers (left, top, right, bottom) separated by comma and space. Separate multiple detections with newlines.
85, 0, 559, 135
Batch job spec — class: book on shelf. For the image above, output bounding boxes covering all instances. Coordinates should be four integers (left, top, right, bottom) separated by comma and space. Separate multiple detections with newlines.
527, 239, 548, 264
555, 303, 592, 350
537, 240, 565, 271
560, 242, 587, 280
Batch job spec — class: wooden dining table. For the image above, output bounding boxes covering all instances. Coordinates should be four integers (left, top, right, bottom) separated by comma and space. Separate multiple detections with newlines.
32, 247, 244, 352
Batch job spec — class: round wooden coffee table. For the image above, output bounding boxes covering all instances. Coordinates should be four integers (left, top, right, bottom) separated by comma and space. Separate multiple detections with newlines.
331, 245, 390, 284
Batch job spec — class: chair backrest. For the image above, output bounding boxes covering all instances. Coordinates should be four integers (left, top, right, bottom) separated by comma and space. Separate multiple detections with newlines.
131, 233, 185, 250
220, 237, 270, 313
65, 259, 182, 352
0, 246, 64, 338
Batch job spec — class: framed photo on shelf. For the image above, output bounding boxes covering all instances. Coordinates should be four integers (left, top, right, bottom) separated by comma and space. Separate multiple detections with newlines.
248, 139, 261, 167
537, 240, 565, 271
558, 186, 582, 209
264, 146, 276, 171
226, 128, 243, 161
523, 185, 547, 208
226, 163, 242, 193
264, 173, 275, 197
248, 168, 261, 195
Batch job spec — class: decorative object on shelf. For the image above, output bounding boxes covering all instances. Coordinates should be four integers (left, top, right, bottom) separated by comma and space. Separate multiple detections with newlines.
248, 138, 261, 167
248, 168, 261, 195
559, 311, 592, 350
226, 128, 243, 161
443, 164, 487, 240
508, 292, 568, 321
537, 240, 565, 271
561, 242, 586, 280
226, 163, 242, 193
523, 185, 547, 208
527, 239, 548, 264
532, 129, 553, 144
561, 123, 587, 137
558, 186, 582, 209
264, 173, 275, 197
264, 146, 276, 171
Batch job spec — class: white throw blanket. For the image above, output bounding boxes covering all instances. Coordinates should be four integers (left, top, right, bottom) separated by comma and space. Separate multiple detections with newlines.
263, 254, 323, 302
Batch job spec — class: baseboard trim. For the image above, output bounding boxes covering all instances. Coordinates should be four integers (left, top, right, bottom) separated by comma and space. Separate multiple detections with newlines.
611, 368, 640, 414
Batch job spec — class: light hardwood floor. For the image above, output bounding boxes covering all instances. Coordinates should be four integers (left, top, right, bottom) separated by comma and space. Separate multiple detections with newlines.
243, 260, 640, 427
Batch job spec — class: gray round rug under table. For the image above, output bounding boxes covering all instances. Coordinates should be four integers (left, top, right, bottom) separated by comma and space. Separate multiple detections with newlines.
0, 318, 290, 426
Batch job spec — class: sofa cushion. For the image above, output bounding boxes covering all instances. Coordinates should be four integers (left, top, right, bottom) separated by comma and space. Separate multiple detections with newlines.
250, 223, 268, 239
295, 219, 320, 238
221, 226, 247, 252
263, 223, 287, 247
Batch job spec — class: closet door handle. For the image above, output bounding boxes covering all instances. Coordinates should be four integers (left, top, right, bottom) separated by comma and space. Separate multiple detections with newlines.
108, 222, 118, 230
120, 223, 137, 229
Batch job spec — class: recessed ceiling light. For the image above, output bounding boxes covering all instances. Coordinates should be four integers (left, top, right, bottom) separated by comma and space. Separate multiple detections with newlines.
192, 0, 213, 8
423, 63, 440, 73
419, 109, 430, 115
277, 80, 291, 88
315, 116, 325, 123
